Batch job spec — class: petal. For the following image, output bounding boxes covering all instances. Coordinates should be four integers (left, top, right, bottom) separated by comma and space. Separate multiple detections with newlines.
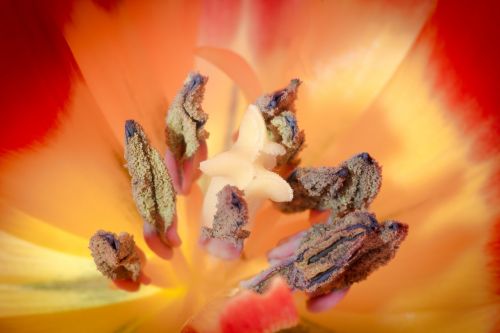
0, 1, 77, 152
198, 0, 242, 47
0, 82, 146, 249
65, 0, 202, 148
0, 231, 160, 315
0, 204, 89, 257
183, 277, 298, 333
195, 47, 262, 102
246, 0, 436, 158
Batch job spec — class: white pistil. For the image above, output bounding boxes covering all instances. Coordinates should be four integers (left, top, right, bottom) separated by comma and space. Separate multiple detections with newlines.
200, 105, 293, 227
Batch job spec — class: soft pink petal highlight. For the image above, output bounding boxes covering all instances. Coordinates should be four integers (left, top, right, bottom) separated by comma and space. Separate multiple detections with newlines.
306, 288, 349, 313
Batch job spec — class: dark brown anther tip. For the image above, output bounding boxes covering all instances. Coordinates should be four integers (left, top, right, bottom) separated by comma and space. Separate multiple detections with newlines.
231, 191, 243, 211
388, 222, 400, 231
357, 152, 373, 164
385, 221, 409, 235
336, 167, 349, 178
125, 120, 138, 143
100, 232, 120, 251
289, 78, 301, 90
186, 72, 207, 92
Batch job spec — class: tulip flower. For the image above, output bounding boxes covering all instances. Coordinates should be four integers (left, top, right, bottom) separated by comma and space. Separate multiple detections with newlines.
0, 1, 499, 332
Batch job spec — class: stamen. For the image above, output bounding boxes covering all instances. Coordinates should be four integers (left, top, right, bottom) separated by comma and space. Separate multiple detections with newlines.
200, 185, 250, 259
256, 79, 304, 172
89, 230, 142, 281
276, 166, 347, 213
124, 120, 176, 235
243, 211, 408, 297
166, 72, 209, 161
276, 152, 382, 218
256, 79, 301, 118
199, 105, 293, 259
91, 75, 408, 318
269, 111, 305, 169
332, 152, 382, 218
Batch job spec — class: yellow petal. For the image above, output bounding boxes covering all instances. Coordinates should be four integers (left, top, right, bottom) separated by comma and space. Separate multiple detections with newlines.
0, 82, 145, 250
0, 287, 185, 332
0, 204, 89, 257
0, 231, 165, 316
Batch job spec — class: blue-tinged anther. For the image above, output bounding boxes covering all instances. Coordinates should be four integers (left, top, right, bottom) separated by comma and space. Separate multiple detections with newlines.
357, 152, 373, 164
231, 191, 243, 211
388, 222, 401, 231
125, 120, 138, 143
268, 91, 284, 109
368, 214, 379, 230
284, 113, 298, 137
100, 232, 120, 251
336, 167, 349, 178
186, 73, 204, 91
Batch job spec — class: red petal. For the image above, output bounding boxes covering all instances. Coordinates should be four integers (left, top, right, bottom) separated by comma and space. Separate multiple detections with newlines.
249, 0, 301, 59
421, 0, 500, 158
199, 0, 242, 46
0, 0, 79, 153
182, 278, 298, 333
421, 7, 500, 329
220, 278, 298, 333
